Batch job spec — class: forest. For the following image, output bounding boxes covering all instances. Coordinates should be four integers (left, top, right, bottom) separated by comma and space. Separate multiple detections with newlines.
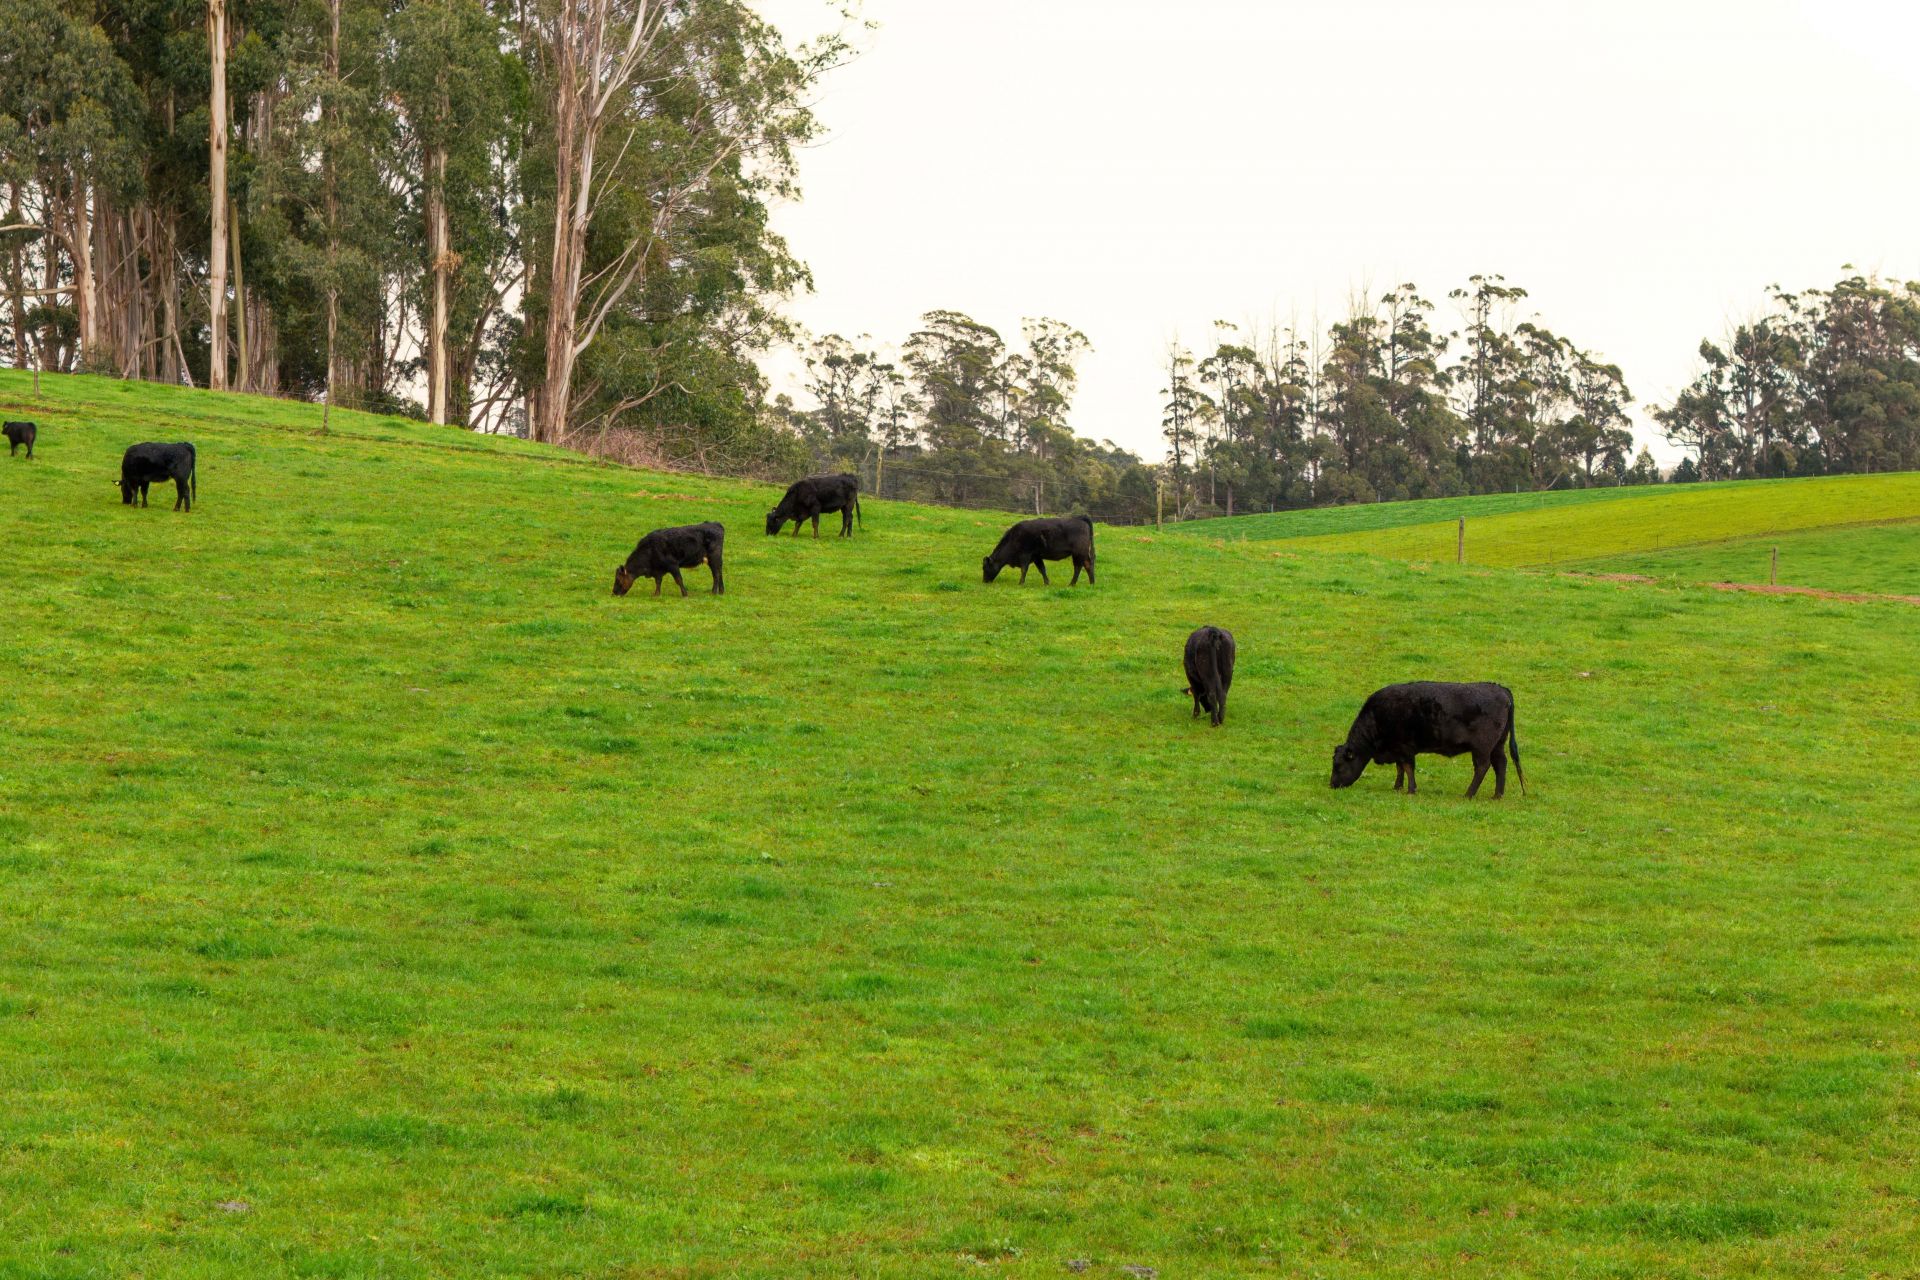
0, 0, 834, 465
3, 0, 1916, 519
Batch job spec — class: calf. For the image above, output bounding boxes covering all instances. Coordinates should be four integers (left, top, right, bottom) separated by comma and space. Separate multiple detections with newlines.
614, 522, 725, 597
766, 473, 862, 537
3, 420, 35, 458
1183, 626, 1236, 726
982, 515, 1095, 585
120, 442, 197, 511
1330, 681, 1524, 798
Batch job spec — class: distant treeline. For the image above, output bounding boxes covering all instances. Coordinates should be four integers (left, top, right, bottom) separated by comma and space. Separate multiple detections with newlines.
772, 311, 1164, 521
1658, 273, 1920, 481
783, 278, 1660, 523
786, 269, 1919, 523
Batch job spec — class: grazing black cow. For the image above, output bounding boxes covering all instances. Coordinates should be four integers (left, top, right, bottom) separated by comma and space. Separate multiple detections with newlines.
1330, 681, 1524, 799
120, 442, 197, 511
1183, 626, 1236, 727
982, 515, 1095, 585
3, 420, 35, 458
765, 472, 862, 538
614, 522, 725, 597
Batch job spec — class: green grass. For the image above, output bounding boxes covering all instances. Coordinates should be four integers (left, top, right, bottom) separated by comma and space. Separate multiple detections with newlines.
4, 371, 1920, 1277
1187, 482, 1678, 541
1584, 521, 1920, 597
1187, 473, 1920, 568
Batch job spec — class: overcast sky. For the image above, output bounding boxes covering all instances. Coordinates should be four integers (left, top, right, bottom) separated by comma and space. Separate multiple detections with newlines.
756, 0, 1920, 462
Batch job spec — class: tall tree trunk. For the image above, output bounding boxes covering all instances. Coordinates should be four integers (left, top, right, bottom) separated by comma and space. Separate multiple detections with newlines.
41, 200, 64, 372
229, 187, 248, 391
536, 66, 583, 445
66, 182, 96, 365
207, 0, 229, 391
323, 0, 340, 426
6, 183, 26, 369
160, 212, 181, 384
427, 145, 448, 425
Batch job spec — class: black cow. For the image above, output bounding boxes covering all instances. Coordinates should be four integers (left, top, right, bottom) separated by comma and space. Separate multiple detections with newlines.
3, 420, 35, 459
766, 473, 862, 538
982, 515, 1095, 585
614, 522, 725, 597
120, 442, 197, 511
1183, 626, 1236, 727
1330, 681, 1524, 798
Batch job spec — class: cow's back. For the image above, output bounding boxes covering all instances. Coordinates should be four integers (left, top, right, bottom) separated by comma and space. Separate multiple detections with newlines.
1366, 681, 1509, 752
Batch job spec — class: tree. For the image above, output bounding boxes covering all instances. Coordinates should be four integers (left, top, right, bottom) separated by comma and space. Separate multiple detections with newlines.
387, 0, 513, 425
1160, 342, 1210, 510
523, 0, 831, 446
207, 0, 229, 388
1562, 353, 1634, 485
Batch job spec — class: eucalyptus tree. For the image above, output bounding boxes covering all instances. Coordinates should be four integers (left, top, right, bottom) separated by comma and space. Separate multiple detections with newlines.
0, 0, 142, 373
520, 0, 834, 446
386, 0, 515, 424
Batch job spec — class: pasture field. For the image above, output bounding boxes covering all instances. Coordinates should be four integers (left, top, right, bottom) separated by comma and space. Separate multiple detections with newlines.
1584, 521, 1920, 598
1185, 483, 1672, 542
3, 372, 1920, 1278
1188, 472, 1920, 569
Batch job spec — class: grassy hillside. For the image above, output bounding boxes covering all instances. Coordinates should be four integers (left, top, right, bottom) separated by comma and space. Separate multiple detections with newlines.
4, 372, 1920, 1278
1185, 473, 1920, 569
1185, 482, 1673, 541
1585, 522, 1920, 597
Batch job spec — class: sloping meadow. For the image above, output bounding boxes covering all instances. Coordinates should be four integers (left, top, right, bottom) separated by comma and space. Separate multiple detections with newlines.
1189, 471, 1920, 571
3, 373, 1919, 1276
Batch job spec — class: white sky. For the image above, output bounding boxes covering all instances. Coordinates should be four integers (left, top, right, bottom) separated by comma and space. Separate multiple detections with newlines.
757, 0, 1920, 463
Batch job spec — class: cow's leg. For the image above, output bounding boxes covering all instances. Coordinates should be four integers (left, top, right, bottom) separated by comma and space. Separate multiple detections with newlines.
652, 576, 664, 597
840, 508, 852, 536
1018, 565, 1029, 584
1036, 560, 1051, 585
1393, 763, 1406, 792
670, 567, 688, 597
1466, 752, 1491, 798
1491, 749, 1508, 799
1405, 759, 1418, 794
811, 513, 821, 539
1070, 556, 1084, 585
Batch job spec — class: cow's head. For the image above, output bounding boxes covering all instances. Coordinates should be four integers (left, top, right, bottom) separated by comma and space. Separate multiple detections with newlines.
1330, 743, 1366, 789
764, 505, 786, 536
983, 554, 1004, 584
119, 476, 136, 505
613, 565, 637, 597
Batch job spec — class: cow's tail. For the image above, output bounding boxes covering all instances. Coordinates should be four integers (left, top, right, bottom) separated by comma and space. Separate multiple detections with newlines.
1208, 635, 1229, 725
1506, 688, 1526, 795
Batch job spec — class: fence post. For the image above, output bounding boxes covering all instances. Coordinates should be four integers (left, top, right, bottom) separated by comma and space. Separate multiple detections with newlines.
1771, 545, 1778, 585
1457, 517, 1465, 565
875, 448, 883, 500
1156, 479, 1163, 531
